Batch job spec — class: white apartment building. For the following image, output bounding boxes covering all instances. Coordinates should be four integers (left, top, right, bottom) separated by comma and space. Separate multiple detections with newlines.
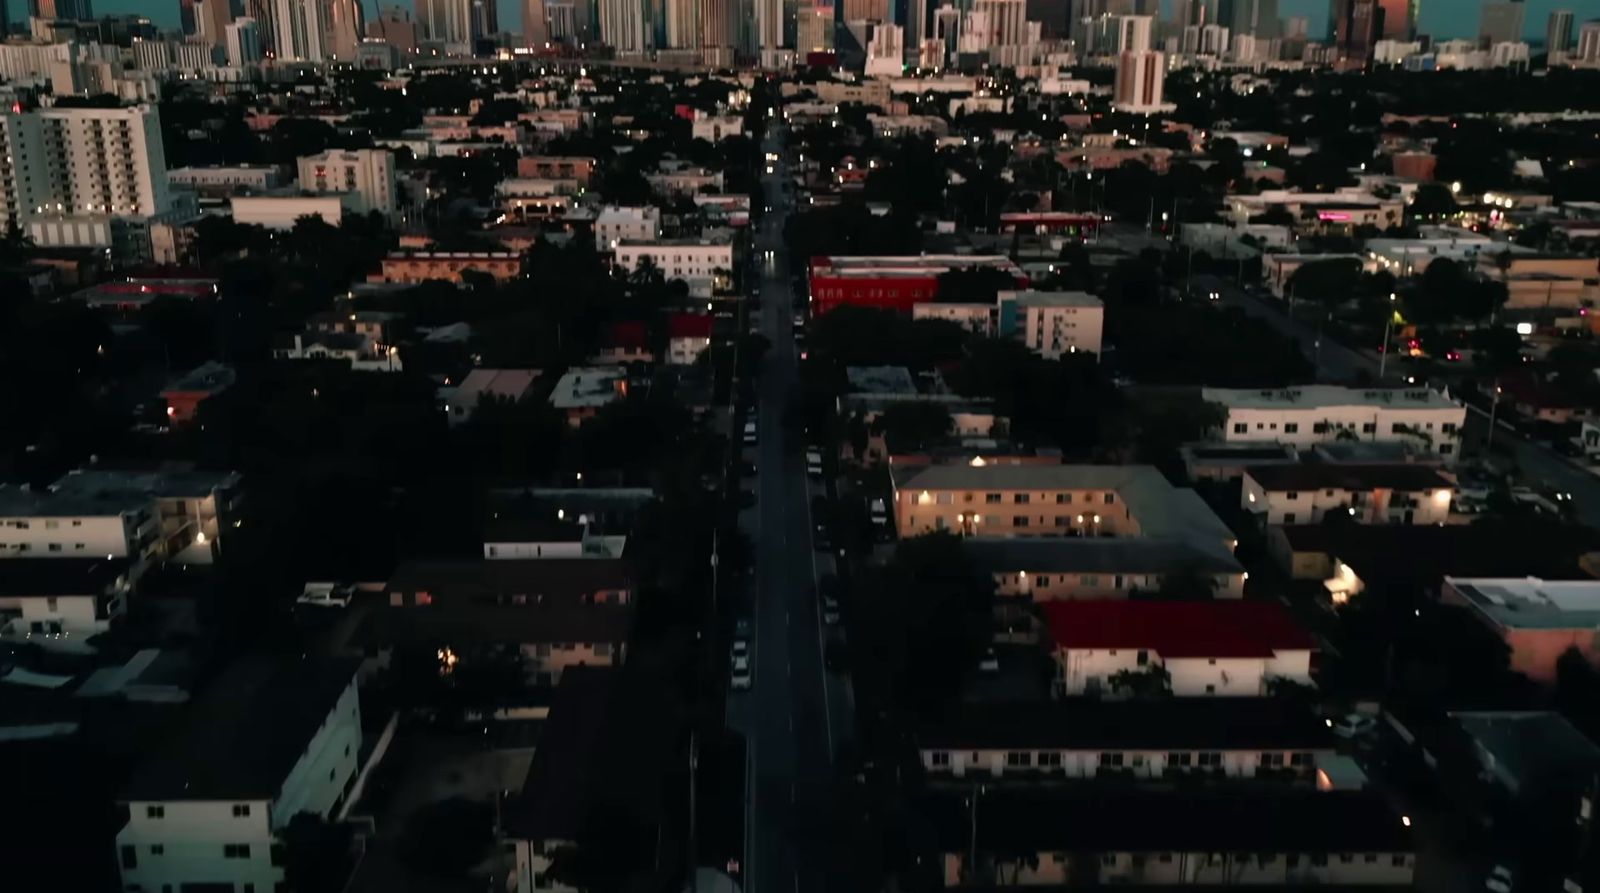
169, 165, 283, 193
1202, 386, 1466, 461
231, 194, 351, 229
593, 205, 661, 250
48, 469, 239, 567
0, 487, 160, 568
613, 237, 733, 296
0, 557, 133, 644
1006, 290, 1104, 358
913, 302, 994, 334
690, 116, 744, 142
296, 148, 397, 217
0, 104, 172, 236
1241, 464, 1455, 526
1045, 600, 1315, 697
116, 658, 362, 893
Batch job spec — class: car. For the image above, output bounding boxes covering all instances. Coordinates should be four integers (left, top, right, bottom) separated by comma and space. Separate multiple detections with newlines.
297, 583, 354, 609
1208, 291, 1220, 301
792, 313, 805, 328
742, 422, 757, 445
869, 497, 888, 525
806, 449, 824, 478
1327, 713, 1377, 739
731, 665, 753, 690
1486, 865, 1514, 893
731, 639, 750, 659
978, 648, 1000, 672
734, 617, 752, 637
821, 595, 840, 625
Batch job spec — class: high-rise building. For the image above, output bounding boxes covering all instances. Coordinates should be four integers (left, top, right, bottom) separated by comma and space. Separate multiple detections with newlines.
1479, 0, 1525, 45
1578, 20, 1600, 63
0, 104, 170, 232
270, 0, 330, 60
1117, 12, 1151, 50
225, 16, 264, 64
1026, 0, 1071, 38
844, 0, 889, 23
973, 0, 1026, 47
193, 0, 233, 46
757, 0, 782, 48
244, 0, 277, 53
665, 0, 698, 46
470, 0, 497, 37
415, 0, 472, 45
1199, 21, 1228, 51
1113, 47, 1165, 111
369, 5, 420, 51
523, 0, 550, 45
327, 0, 364, 58
599, 0, 648, 51
1229, 0, 1277, 37
700, 0, 735, 51
1330, 0, 1378, 63
547, 0, 575, 39
797, 2, 833, 50
179, 0, 197, 35
1376, 0, 1415, 38
1282, 14, 1307, 36
30, 0, 93, 20
1546, 9, 1573, 62
863, 20, 902, 72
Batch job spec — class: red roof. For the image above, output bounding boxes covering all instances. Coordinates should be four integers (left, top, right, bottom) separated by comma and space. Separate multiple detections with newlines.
668, 313, 714, 339
604, 321, 649, 349
1042, 600, 1315, 659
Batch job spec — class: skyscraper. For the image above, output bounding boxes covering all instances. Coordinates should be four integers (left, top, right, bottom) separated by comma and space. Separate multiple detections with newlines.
416, 0, 472, 45
700, 0, 735, 50
270, 0, 330, 60
756, 0, 782, 49
225, 17, 264, 64
797, 2, 833, 50
843, 0, 889, 24
244, 0, 277, 53
0, 104, 170, 231
1025, 0, 1071, 38
30, 0, 93, 19
1229, 0, 1277, 37
1546, 9, 1573, 61
665, 0, 698, 46
1478, 0, 1525, 45
470, 0, 497, 37
194, 0, 234, 46
599, 0, 648, 51
523, 0, 550, 45
1329, 0, 1378, 63
1376, 0, 1415, 38
1113, 46, 1165, 111
327, 0, 364, 58
1578, 19, 1600, 63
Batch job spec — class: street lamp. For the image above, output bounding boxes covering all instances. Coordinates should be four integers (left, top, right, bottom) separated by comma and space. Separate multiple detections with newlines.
1378, 292, 1397, 379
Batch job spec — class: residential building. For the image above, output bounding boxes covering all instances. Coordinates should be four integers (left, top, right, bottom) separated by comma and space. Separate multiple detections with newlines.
809, 255, 1027, 315
161, 361, 236, 426
1005, 290, 1104, 358
613, 236, 733, 296
1112, 48, 1169, 113
918, 698, 1339, 781
890, 463, 1237, 546
47, 468, 239, 567
445, 368, 541, 425
1241, 464, 1456, 526
667, 314, 713, 365
1202, 385, 1466, 461
295, 148, 396, 217
645, 166, 725, 196
0, 104, 172, 237
115, 658, 362, 893
1044, 599, 1315, 696
549, 366, 628, 426
516, 155, 596, 183
366, 559, 634, 685
223, 16, 263, 64
593, 205, 661, 250
1443, 577, 1600, 683
170, 165, 282, 194
375, 250, 523, 284
930, 791, 1414, 887
1479, 0, 1525, 44
1548, 9, 1574, 62
273, 332, 402, 372
797, 2, 835, 51
965, 536, 1245, 600
913, 302, 994, 334
0, 557, 132, 644
690, 116, 744, 142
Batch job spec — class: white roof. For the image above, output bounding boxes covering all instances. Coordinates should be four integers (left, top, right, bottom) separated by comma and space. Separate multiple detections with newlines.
550, 367, 626, 409
1447, 577, 1600, 630
1003, 290, 1103, 309
1202, 385, 1461, 412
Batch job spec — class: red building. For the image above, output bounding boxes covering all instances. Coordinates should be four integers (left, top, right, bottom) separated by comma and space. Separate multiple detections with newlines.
999, 212, 1102, 239
808, 255, 1028, 315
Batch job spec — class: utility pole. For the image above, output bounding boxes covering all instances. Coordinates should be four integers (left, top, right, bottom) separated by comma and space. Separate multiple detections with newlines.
1378, 292, 1396, 380
1485, 380, 1503, 453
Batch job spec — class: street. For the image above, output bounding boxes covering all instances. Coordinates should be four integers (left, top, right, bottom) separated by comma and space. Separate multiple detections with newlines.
725, 117, 847, 893
1193, 272, 1381, 384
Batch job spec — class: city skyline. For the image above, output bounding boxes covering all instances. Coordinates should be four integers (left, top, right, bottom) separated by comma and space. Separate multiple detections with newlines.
81, 0, 1588, 40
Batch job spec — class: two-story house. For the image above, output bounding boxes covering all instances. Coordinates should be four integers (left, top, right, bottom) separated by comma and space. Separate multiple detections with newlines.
115, 657, 362, 893
1045, 600, 1315, 696
1202, 385, 1466, 462
1241, 463, 1456, 526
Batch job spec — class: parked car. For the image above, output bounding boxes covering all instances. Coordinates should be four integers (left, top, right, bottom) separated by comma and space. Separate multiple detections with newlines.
821, 595, 840, 625
805, 448, 823, 478
1328, 713, 1377, 739
297, 583, 354, 609
731, 639, 749, 659
868, 497, 888, 526
742, 422, 757, 445
1486, 865, 1514, 893
978, 648, 1000, 672
731, 657, 753, 691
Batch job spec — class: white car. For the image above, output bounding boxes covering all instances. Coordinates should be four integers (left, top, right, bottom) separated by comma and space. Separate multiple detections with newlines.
731, 639, 750, 659
731, 659, 753, 690
821, 596, 840, 625
806, 449, 824, 478
297, 583, 354, 609
979, 649, 1000, 672
1327, 713, 1377, 739
743, 422, 757, 445
1486, 865, 1514, 893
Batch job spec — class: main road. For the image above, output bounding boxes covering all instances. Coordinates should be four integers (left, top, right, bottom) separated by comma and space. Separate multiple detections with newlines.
727, 113, 844, 893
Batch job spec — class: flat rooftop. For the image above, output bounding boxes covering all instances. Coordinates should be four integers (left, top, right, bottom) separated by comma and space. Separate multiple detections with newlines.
52, 468, 239, 501
0, 484, 149, 518
845, 365, 917, 394
962, 537, 1242, 576
1245, 463, 1455, 492
122, 656, 358, 802
549, 366, 626, 409
811, 254, 1023, 279
1447, 577, 1600, 630
1202, 385, 1461, 411
1003, 289, 1103, 308
919, 697, 1333, 751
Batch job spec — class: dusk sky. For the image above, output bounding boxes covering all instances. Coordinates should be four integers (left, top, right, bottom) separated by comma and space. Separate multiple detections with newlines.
86, 0, 1600, 43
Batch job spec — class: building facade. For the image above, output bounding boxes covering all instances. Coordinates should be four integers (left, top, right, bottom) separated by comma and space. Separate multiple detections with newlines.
1202, 386, 1466, 461
296, 148, 397, 216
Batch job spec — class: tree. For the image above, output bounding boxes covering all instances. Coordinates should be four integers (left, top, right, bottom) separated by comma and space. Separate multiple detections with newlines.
872, 402, 954, 451
933, 266, 1018, 305
1108, 663, 1172, 698
1248, 203, 1297, 227
1409, 183, 1458, 220
399, 798, 495, 879
281, 813, 355, 893
1286, 258, 1363, 308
